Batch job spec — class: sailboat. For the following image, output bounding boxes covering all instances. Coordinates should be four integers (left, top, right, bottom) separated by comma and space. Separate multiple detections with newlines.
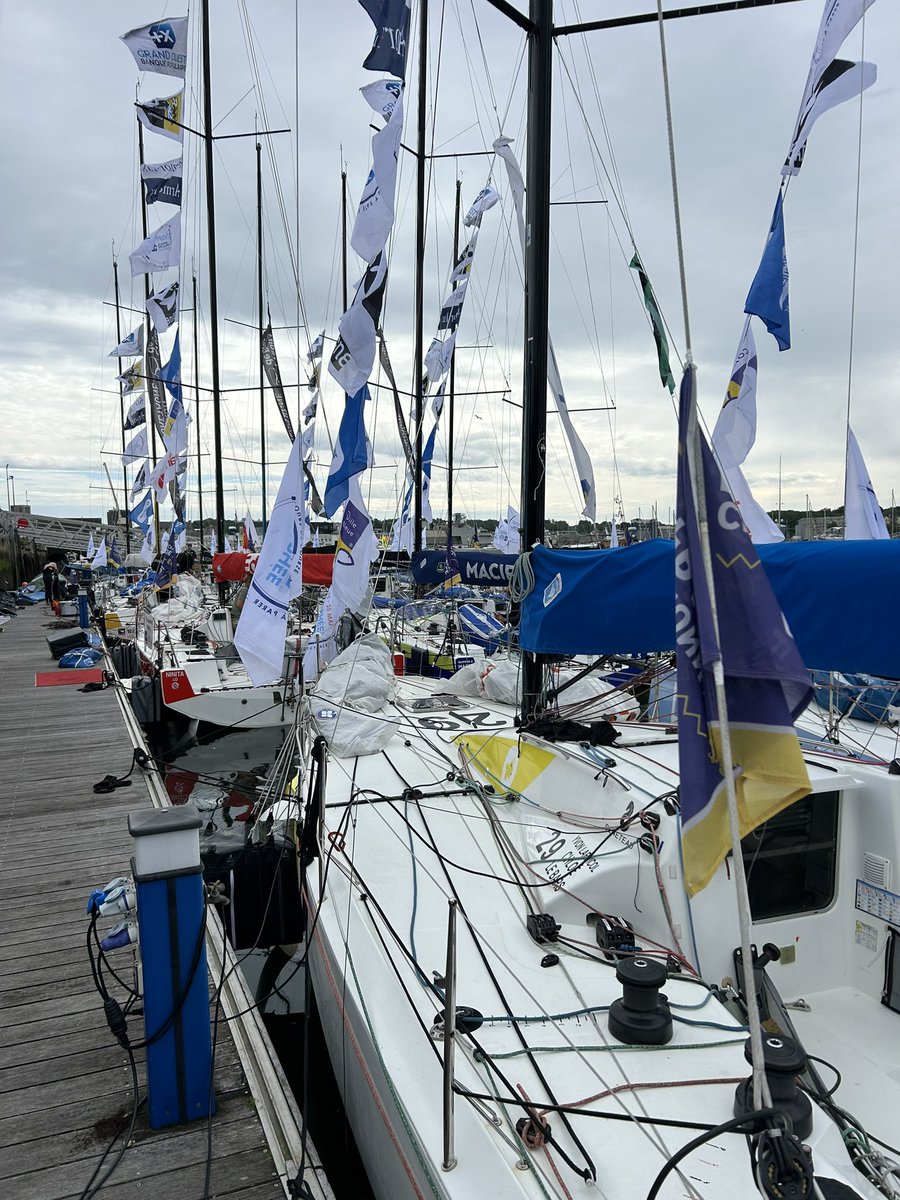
288, 3, 900, 1200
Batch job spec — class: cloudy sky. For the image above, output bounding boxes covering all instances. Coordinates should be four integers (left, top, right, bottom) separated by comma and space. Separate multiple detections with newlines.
1, 0, 897, 532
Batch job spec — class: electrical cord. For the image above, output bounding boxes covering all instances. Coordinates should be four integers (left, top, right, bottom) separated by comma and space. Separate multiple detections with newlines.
644, 1108, 786, 1200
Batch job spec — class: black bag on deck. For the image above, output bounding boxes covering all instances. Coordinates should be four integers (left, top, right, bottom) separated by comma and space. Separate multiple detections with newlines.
46, 628, 89, 660
202, 826, 304, 950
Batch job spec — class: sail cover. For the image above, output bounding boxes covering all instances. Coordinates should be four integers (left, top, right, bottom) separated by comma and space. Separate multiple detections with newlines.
519, 539, 900, 678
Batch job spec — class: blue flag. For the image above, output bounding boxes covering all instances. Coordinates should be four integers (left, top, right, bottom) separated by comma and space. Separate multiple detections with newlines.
129, 490, 154, 534
675, 365, 810, 895
744, 191, 790, 351
155, 538, 179, 589
358, 0, 410, 79
323, 386, 369, 517
159, 330, 182, 402
421, 421, 437, 522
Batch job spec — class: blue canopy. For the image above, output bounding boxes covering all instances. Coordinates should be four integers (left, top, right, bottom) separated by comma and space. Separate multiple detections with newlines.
519, 539, 900, 678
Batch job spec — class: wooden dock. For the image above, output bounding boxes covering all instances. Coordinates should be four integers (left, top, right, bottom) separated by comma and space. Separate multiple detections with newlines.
0, 605, 332, 1200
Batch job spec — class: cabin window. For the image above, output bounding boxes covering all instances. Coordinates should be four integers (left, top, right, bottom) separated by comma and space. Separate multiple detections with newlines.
741, 790, 839, 921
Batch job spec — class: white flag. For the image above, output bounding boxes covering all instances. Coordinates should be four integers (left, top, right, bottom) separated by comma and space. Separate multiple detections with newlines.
722, 460, 784, 544
224, 534, 234, 552
243, 511, 260, 551
845, 427, 889, 540
328, 252, 387, 397
609, 519, 619, 548
162, 397, 188, 456
109, 325, 144, 358
307, 332, 325, 361
117, 360, 144, 397
147, 280, 179, 332
712, 319, 758, 468
208, 531, 217, 557
312, 528, 321, 549
360, 79, 403, 119
783, 0, 879, 174
131, 461, 150, 498
234, 434, 306, 686
332, 475, 379, 614
86, 532, 95, 558
122, 429, 149, 466
91, 537, 108, 569
140, 525, 156, 565
464, 185, 500, 227
424, 331, 457, 390
548, 341, 596, 522
150, 450, 178, 500
129, 213, 181, 277
351, 89, 405, 262
120, 17, 188, 78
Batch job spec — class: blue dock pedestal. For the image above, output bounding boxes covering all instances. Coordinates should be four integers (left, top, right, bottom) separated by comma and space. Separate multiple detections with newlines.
128, 805, 215, 1129
76, 590, 89, 629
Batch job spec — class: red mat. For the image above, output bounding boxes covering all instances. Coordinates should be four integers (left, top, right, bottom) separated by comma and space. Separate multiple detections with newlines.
35, 669, 104, 688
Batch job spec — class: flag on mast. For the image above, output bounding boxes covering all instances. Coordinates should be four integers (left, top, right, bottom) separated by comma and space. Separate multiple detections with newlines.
629, 253, 676, 392
140, 157, 183, 207
358, 0, 411, 79
744, 192, 790, 351
844, 427, 889, 540
91, 538, 108, 569
129, 213, 181, 277
136, 92, 184, 142
351, 86, 405, 262
234, 433, 306, 686
109, 326, 144, 358
323, 387, 370, 517
146, 281, 180, 332
86, 532, 95, 558
675, 364, 811, 895
121, 18, 188, 78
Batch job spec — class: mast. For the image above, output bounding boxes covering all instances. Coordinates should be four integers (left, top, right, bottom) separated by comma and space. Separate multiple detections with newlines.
137, 122, 161, 552
192, 273, 204, 554
412, 0, 428, 554
341, 168, 349, 311
112, 257, 131, 556
200, 0, 226, 576
447, 178, 461, 555
520, 0, 553, 721
257, 140, 267, 535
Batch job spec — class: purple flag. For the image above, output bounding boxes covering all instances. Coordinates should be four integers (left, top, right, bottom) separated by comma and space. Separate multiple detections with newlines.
675, 365, 810, 894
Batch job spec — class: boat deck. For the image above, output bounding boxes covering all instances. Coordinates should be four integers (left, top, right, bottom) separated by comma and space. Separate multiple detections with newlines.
0, 605, 330, 1200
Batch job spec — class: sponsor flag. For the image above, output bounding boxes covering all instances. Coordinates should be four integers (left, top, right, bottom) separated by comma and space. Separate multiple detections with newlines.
91, 537, 108, 569
139, 525, 156, 566
141, 156, 183, 207
449, 239, 476, 287
324, 387, 369, 517
131, 461, 150, 498
390, 480, 414, 554
154, 538, 179, 590
147, 280, 179, 332
123, 395, 147, 430
358, 0, 410, 79
351, 87, 404, 262
129, 212, 181, 276
136, 91, 184, 142
151, 450, 178, 500
629, 253, 676, 391
242, 512, 260, 551
424, 331, 457, 391
86, 532, 95, 558
117, 360, 144, 397
745, 191, 790, 351
722, 459, 784, 545
844, 427, 889, 540
307, 332, 325, 361
713, 319, 758, 468
109, 325, 144, 358
121, 18, 188, 78
360, 79, 402, 118
548, 341, 596, 522
108, 535, 123, 569
129, 491, 154, 533
302, 586, 344, 681
122, 429, 148, 466
159, 330, 182, 403
208, 530, 217, 558
332, 475, 379, 614
438, 281, 467, 331
261, 323, 295, 442
783, 0, 878, 175
421, 422, 437, 522
328, 251, 387, 397
234, 433, 306, 686
464, 185, 500, 227
674, 364, 811, 895
145, 329, 168, 434
304, 464, 325, 518
162, 396, 188, 456
302, 390, 319, 427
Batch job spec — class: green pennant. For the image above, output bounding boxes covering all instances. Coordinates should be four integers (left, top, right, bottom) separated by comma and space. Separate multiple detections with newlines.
630, 253, 676, 393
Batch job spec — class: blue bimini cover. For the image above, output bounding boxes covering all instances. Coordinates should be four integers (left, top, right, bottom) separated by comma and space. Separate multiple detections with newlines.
519, 539, 900, 678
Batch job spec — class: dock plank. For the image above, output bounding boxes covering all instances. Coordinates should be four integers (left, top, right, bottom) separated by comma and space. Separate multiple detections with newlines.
0, 609, 286, 1200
